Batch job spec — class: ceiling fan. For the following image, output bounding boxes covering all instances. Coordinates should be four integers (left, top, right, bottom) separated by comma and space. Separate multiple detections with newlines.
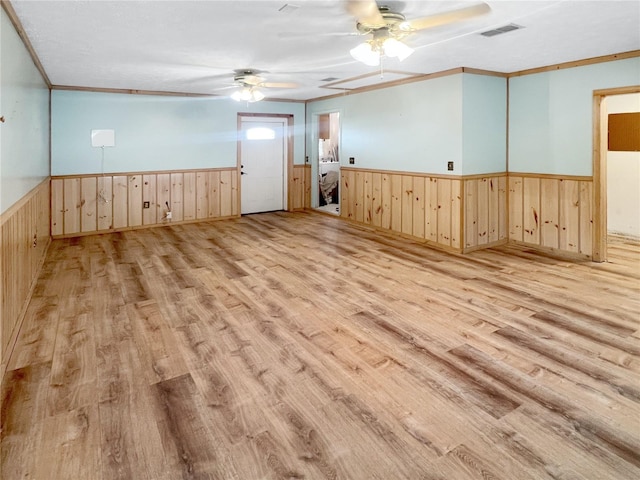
228, 69, 297, 102
346, 0, 491, 66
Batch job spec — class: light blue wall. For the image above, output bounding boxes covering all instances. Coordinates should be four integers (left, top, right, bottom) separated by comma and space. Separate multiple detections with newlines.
0, 8, 50, 214
462, 74, 507, 175
306, 74, 464, 176
509, 57, 640, 175
306, 72, 507, 203
51, 90, 306, 175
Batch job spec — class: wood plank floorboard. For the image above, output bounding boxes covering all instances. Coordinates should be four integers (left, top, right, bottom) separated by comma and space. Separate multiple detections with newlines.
2, 211, 639, 479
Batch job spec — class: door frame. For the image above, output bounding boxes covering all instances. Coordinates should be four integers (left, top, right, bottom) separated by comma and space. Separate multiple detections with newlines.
237, 113, 294, 212
592, 85, 640, 262
312, 109, 342, 209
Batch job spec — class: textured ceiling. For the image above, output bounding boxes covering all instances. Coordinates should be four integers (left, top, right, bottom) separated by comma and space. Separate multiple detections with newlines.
8, 0, 640, 101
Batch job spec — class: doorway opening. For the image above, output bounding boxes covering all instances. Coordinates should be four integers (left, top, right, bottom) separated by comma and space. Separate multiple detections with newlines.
238, 114, 293, 215
315, 112, 340, 215
592, 86, 640, 262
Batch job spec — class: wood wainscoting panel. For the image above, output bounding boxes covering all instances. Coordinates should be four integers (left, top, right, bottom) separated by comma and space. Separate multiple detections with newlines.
450, 179, 462, 250
476, 178, 488, 246
390, 174, 402, 233
340, 168, 476, 252
426, 177, 438, 243
508, 174, 594, 258
508, 176, 524, 242
128, 175, 143, 227
579, 181, 593, 256
341, 169, 354, 221
355, 170, 365, 223
498, 176, 507, 241
364, 171, 373, 224
540, 178, 560, 249
412, 177, 425, 239
380, 173, 391, 230
157, 173, 171, 220
63, 178, 81, 235
290, 165, 303, 210
465, 179, 478, 248
401, 175, 413, 236
303, 164, 312, 209
207, 170, 221, 219
97, 176, 113, 231
290, 164, 308, 211
219, 170, 233, 217
463, 175, 508, 252
50, 168, 239, 238
51, 179, 64, 236
559, 179, 580, 253
81, 177, 97, 233
196, 171, 209, 219
338, 168, 510, 253
522, 177, 540, 245
371, 172, 382, 228
0, 179, 51, 374
183, 172, 197, 221
437, 178, 452, 246
112, 175, 128, 229
170, 173, 184, 222
143, 174, 158, 225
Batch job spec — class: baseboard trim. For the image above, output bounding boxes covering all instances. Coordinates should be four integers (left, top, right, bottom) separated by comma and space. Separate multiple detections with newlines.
51, 214, 241, 240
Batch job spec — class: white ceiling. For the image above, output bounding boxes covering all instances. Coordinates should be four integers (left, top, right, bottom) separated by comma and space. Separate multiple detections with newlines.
9, 0, 640, 101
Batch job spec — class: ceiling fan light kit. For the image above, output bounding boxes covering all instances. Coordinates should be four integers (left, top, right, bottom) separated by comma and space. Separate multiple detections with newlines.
227, 69, 297, 102
350, 42, 380, 66
350, 30, 415, 66
348, 1, 490, 67
231, 86, 265, 103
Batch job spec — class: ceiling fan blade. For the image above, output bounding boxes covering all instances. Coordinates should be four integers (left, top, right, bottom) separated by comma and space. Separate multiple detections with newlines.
260, 82, 298, 89
212, 85, 240, 91
279, 31, 359, 39
346, 0, 385, 27
402, 2, 490, 32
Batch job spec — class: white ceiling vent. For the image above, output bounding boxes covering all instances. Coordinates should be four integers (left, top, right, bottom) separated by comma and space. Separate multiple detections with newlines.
480, 24, 523, 38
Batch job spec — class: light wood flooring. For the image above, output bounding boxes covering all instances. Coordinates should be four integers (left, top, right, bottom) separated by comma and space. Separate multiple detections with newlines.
2, 211, 639, 479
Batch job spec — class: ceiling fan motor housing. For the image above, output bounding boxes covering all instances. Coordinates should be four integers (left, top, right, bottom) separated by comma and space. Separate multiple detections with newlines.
356, 6, 406, 33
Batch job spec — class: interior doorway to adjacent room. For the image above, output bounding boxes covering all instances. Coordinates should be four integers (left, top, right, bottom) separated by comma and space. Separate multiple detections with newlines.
593, 87, 640, 262
315, 112, 340, 215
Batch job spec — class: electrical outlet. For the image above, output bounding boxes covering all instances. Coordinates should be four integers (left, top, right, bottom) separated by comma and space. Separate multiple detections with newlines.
166, 211, 172, 220
349, 157, 355, 164
143, 201, 150, 209
447, 161, 454, 171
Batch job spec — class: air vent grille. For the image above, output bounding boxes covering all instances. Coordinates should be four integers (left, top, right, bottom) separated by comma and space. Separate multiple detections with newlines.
480, 24, 523, 37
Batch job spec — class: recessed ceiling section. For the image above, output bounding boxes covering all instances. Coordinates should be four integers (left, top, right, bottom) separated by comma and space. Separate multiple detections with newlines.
322, 71, 421, 91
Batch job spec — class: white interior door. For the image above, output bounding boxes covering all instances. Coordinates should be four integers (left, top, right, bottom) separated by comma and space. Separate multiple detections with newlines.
240, 117, 287, 214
